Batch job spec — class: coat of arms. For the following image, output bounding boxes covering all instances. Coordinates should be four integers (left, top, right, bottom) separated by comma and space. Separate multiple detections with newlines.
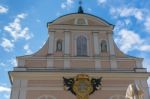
63, 74, 102, 99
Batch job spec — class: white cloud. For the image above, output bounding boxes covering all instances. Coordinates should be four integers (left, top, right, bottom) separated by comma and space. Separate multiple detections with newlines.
61, 0, 74, 9
17, 13, 27, 19
0, 62, 6, 67
115, 29, 142, 53
36, 19, 41, 23
4, 93, 10, 99
140, 45, 150, 52
114, 21, 126, 32
87, 8, 92, 12
144, 17, 150, 33
0, 6, 8, 14
56, 12, 61, 17
115, 29, 150, 53
4, 13, 33, 41
23, 44, 32, 54
124, 19, 131, 25
97, 0, 107, 5
10, 58, 17, 67
110, 7, 144, 21
0, 86, 10, 93
0, 38, 14, 52
61, 3, 66, 9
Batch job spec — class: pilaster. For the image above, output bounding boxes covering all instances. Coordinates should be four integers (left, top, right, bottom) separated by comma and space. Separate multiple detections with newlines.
10, 80, 20, 99
64, 31, 70, 55
48, 31, 55, 54
93, 32, 100, 56
64, 58, 70, 69
47, 58, 54, 68
108, 33, 117, 69
95, 59, 101, 69
19, 80, 27, 99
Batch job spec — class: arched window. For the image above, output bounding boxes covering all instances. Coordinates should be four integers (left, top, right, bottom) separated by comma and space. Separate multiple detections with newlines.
77, 18, 86, 25
77, 36, 87, 56
101, 40, 107, 52
56, 39, 63, 51
37, 95, 56, 99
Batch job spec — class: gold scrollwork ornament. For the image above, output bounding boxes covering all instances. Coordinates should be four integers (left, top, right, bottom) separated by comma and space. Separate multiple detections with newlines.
73, 74, 93, 99
63, 74, 102, 99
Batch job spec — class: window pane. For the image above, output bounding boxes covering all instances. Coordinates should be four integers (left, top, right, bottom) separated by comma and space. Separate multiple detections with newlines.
77, 36, 87, 56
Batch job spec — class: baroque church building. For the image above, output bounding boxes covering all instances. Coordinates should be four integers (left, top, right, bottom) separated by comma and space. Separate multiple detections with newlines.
9, 4, 150, 99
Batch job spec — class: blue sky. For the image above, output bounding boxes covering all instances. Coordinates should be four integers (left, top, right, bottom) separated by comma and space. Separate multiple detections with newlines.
0, 0, 150, 98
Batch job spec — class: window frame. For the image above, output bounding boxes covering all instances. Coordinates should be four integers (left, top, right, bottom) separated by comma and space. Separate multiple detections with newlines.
76, 35, 88, 56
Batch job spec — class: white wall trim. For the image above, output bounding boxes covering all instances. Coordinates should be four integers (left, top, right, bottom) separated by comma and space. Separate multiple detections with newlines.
64, 59, 70, 69
19, 80, 27, 99
95, 59, 101, 69
108, 33, 115, 55
47, 58, 54, 68
10, 80, 20, 99
110, 58, 117, 69
64, 31, 70, 55
93, 32, 100, 56
48, 31, 55, 54
109, 95, 125, 99
37, 95, 56, 99
26, 86, 127, 91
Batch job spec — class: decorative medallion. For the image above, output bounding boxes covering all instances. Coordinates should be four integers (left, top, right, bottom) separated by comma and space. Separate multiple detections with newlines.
63, 74, 102, 99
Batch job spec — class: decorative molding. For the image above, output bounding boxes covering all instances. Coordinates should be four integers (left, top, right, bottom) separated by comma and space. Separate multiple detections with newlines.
17, 55, 141, 60
26, 86, 126, 91
74, 18, 88, 25
37, 95, 56, 99
48, 25, 113, 31
63, 74, 102, 99
109, 95, 125, 99
9, 72, 150, 81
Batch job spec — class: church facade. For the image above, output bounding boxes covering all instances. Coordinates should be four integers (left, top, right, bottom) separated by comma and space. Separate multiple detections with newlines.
9, 7, 150, 99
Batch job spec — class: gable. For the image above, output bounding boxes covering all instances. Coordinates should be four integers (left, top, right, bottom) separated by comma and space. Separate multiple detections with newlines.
48, 13, 114, 27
